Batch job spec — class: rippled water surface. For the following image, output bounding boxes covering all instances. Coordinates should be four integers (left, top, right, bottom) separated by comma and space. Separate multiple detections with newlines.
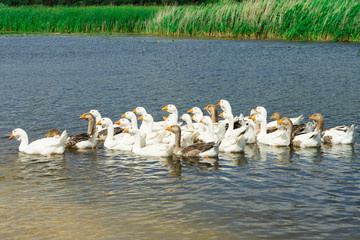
1, 36, 360, 239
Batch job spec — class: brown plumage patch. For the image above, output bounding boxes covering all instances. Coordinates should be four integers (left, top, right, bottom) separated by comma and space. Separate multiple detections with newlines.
181, 141, 216, 157
323, 135, 333, 144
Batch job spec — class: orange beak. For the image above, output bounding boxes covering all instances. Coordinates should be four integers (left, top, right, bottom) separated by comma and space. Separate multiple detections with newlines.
270, 115, 274, 120
123, 128, 129, 133
9, 133, 14, 140
166, 126, 171, 131
188, 108, 193, 114
132, 109, 137, 114
204, 106, 209, 110
277, 119, 282, 125
254, 108, 258, 112
309, 115, 314, 120
216, 101, 221, 107
219, 112, 224, 118
162, 105, 168, 111
191, 116, 195, 120
200, 118, 204, 123
96, 120, 102, 125
121, 113, 126, 118
79, 114, 85, 119
138, 116, 143, 121
115, 120, 121, 125
251, 115, 256, 121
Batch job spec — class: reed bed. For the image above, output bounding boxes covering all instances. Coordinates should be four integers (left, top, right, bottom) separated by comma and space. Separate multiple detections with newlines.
147, 0, 360, 41
0, 5, 161, 33
1, 0, 359, 42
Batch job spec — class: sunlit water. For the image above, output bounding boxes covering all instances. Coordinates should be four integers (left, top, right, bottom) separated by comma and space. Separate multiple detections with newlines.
0, 35, 359, 239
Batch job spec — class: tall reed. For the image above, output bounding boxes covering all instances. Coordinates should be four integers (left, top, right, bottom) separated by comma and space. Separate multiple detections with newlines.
147, 0, 360, 41
1, 0, 359, 42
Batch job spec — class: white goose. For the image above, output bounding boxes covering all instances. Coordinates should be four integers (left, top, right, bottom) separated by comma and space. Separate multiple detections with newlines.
97, 118, 133, 151
138, 114, 167, 145
89, 110, 103, 131
124, 126, 174, 157
162, 104, 179, 125
10, 128, 67, 155
269, 112, 304, 128
253, 114, 291, 147
218, 112, 247, 152
310, 113, 355, 145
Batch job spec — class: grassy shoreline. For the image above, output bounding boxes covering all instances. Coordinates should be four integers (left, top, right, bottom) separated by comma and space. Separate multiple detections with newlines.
1, 0, 359, 42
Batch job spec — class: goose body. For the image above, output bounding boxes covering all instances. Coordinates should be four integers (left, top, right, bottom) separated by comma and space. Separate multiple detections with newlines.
66, 112, 98, 149
310, 113, 355, 145
97, 118, 133, 151
124, 127, 174, 157
268, 112, 304, 128
167, 125, 220, 158
254, 114, 291, 146
278, 117, 321, 148
10, 128, 67, 155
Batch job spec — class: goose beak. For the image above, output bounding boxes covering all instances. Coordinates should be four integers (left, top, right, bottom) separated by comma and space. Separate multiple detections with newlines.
180, 115, 183, 120
251, 115, 256, 121
121, 113, 126, 118
9, 133, 14, 140
132, 109, 137, 114
200, 118, 204, 123
216, 101, 221, 107
166, 126, 171, 131
79, 114, 85, 119
219, 112, 224, 118
204, 106, 209, 110
138, 116, 143, 121
270, 115, 274, 119
277, 119, 282, 125
254, 108, 258, 112
188, 108, 193, 113
191, 115, 195, 120
162, 105, 168, 111
124, 128, 129, 133
309, 115, 314, 120
96, 120, 102, 126
163, 116, 168, 121
115, 120, 121, 125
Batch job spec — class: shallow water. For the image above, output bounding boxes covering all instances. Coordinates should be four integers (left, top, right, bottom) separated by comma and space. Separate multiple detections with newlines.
0, 36, 360, 239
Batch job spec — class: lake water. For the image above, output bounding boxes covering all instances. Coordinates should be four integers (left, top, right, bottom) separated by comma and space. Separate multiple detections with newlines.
0, 35, 359, 239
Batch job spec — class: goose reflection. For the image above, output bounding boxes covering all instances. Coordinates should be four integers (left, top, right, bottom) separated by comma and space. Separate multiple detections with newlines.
322, 144, 357, 160
256, 144, 292, 163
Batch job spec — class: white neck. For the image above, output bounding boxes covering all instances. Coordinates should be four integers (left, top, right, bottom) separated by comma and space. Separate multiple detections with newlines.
18, 132, 29, 152
104, 122, 114, 146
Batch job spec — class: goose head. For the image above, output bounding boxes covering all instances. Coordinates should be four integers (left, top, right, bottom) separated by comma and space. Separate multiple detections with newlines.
123, 126, 139, 136
253, 106, 267, 118
309, 113, 324, 131
166, 125, 181, 135
277, 117, 293, 131
115, 118, 131, 128
96, 118, 112, 127
270, 112, 282, 121
80, 112, 95, 121
138, 113, 154, 123
217, 99, 231, 112
133, 107, 147, 115
188, 107, 202, 115
89, 110, 101, 119
200, 116, 213, 126
9, 128, 26, 141
122, 111, 137, 120
180, 113, 191, 122
162, 104, 177, 113
44, 128, 61, 138
219, 111, 233, 121
191, 113, 203, 123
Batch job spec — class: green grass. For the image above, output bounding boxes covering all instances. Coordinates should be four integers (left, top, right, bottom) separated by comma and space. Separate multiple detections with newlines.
1, 0, 359, 42
0, 5, 162, 33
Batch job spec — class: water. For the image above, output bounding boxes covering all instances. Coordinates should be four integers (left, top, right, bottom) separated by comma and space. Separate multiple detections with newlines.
0, 35, 359, 239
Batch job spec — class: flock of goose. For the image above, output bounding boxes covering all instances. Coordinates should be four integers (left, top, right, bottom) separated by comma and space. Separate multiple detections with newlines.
9, 100, 356, 157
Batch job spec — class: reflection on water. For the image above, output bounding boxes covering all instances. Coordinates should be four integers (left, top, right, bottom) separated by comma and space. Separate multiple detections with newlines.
0, 36, 359, 239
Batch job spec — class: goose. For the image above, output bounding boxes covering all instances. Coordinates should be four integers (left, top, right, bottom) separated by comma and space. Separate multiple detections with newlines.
10, 128, 67, 155
253, 114, 291, 147
138, 114, 168, 145
309, 113, 355, 145
166, 125, 220, 158
278, 117, 321, 148
132, 106, 147, 116
97, 118, 133, 151
44, 128, 61, 138
124, 126, 174, 157
180, 113, 196, 131
217, 113, 247, 152
219, 111, 246, 138
66, 112, 98, 149
188, 107, 204, 119
162, 104, 179, 125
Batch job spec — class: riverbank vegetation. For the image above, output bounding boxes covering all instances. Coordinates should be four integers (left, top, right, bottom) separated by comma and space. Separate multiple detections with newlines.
1, 0, 359, 42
